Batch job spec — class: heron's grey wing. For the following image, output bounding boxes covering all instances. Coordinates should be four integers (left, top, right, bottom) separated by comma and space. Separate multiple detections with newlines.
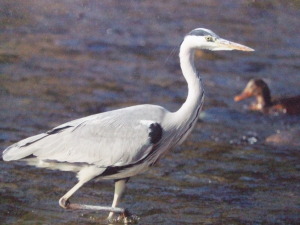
35, 118, 160, 166
3, 105, 165, 168
2, 113, 99, 161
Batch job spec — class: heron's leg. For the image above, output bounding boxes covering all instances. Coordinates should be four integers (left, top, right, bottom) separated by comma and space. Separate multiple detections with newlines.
58, 180, 126, 214
107, 178, 128, 220
59, 180, 85, 209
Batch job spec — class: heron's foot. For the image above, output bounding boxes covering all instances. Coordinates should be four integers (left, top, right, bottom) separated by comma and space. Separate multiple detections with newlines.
107, 209, 139, 224
59, 198, 70, 209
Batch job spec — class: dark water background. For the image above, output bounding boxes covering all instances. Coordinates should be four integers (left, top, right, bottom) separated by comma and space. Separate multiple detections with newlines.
0, 0, 299, 224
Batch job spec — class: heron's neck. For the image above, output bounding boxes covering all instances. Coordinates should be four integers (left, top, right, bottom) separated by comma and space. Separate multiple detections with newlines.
175, 41, 204, 123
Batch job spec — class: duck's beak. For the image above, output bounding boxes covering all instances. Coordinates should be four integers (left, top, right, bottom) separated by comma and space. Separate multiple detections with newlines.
234, 91, 253, 102
216, 38, 255, 51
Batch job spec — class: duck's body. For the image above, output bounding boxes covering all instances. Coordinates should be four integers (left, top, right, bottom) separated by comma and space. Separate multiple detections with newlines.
271, 96, 300, 114
234, 79, 300, 115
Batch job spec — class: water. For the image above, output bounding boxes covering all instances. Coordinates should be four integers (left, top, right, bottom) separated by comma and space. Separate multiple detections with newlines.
1, 0, 300, 224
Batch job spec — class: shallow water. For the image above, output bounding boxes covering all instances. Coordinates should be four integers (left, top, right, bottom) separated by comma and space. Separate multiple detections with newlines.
0, 0, 300, 224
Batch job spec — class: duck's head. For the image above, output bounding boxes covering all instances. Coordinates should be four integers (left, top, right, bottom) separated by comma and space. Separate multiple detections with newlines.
234, 79, 271, 102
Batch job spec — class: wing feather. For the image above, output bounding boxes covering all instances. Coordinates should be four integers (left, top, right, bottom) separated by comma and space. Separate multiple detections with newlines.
3, 105, 167, 168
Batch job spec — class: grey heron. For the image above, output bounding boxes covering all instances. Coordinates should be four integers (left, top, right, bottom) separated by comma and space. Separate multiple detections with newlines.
2, 28, 254, 223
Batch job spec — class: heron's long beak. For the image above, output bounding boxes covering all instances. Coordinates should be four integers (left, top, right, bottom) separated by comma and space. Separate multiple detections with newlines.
234, 91, 252, 102
217, 38, 254, 51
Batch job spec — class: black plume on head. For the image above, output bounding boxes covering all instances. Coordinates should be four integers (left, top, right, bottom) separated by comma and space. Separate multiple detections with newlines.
187, 28, 219, 38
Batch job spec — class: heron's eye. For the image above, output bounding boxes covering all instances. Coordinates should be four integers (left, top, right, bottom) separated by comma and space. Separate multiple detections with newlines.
205, 36, 214, 42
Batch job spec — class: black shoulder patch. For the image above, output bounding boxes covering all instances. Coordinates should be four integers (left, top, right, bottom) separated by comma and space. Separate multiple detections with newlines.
149, 123, 163, 144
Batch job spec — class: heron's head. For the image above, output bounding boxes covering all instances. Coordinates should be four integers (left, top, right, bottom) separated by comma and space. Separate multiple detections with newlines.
184, 28, 254, 52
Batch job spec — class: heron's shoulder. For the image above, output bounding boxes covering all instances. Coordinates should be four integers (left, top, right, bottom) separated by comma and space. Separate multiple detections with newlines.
52, 104, 168, 133
97, 104, 169, 120
127, 104, 169, 113
116, 104, 168, 112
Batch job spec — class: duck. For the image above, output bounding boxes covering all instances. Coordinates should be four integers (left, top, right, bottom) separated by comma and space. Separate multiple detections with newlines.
234, 78, 300, 115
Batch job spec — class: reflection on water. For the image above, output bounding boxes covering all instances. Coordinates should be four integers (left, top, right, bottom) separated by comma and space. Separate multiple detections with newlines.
0, 0, 300, 224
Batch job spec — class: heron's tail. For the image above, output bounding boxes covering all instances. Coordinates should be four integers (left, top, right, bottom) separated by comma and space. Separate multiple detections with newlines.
2, 133, 48, 161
